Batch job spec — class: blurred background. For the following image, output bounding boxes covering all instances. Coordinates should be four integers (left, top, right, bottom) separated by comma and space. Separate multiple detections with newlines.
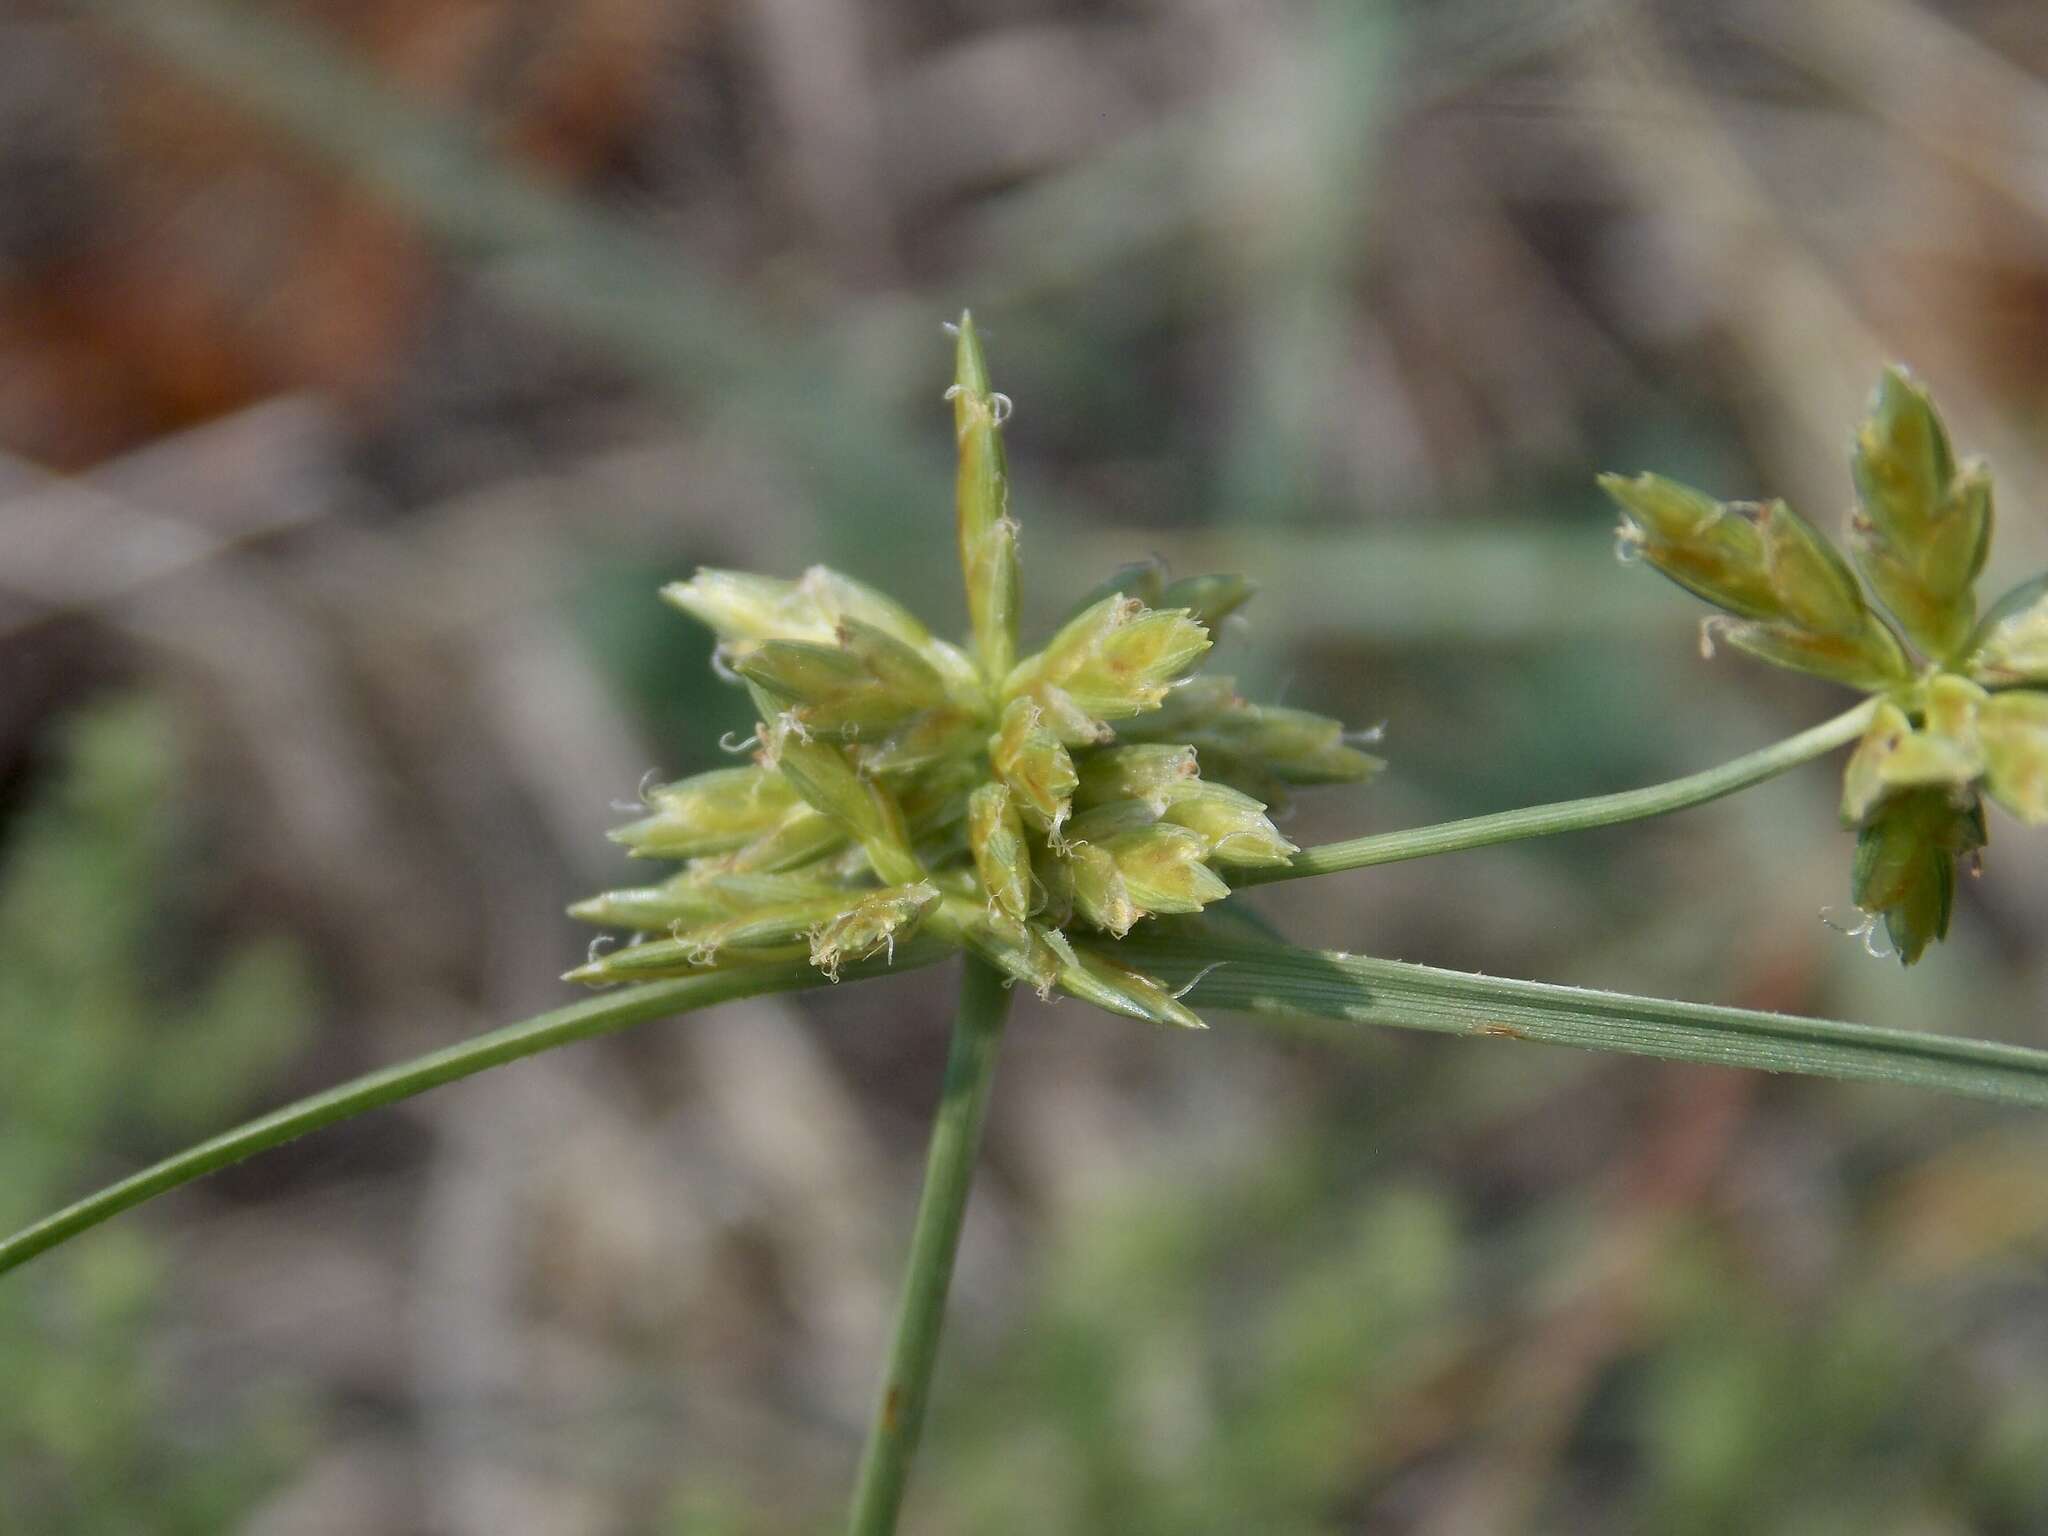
5, 0, 2048, 1530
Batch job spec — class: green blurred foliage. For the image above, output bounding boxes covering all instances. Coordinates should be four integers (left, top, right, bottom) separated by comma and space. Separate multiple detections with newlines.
910, 1145, 1463, 1536
575, 558, 761, 776
1625, 1224, 2048, 1536
0, 695, 313, 1530
913, 1164, 2048, 1536
649, 1108, 2048, 1535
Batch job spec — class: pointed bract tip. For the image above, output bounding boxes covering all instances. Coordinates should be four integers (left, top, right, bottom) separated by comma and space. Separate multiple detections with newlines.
953, 310, 990, 396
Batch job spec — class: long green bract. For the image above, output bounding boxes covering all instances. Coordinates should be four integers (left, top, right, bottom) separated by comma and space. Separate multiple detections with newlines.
0, 945, 952, 1278
1123, 934, 2048, 1108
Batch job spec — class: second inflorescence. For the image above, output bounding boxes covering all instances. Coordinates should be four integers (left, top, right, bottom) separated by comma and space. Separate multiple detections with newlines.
1603, 366, 2048, 963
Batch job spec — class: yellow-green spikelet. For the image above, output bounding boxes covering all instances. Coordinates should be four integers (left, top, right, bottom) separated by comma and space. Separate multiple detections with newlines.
569, 312, 1379, 1027
1602, 363, 2048, 965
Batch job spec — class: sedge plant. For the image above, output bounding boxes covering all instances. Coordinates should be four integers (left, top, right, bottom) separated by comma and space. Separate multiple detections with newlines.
7, 323, 2048, 1534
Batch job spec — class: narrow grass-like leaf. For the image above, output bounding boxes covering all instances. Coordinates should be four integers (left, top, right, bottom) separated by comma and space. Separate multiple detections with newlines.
1121, 935, 2048, 1108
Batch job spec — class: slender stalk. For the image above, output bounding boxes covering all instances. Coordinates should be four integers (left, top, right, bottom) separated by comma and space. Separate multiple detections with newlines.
849, 956, 1013, 1536
1237, 699, 1876, 885
0, 946, 949, 1279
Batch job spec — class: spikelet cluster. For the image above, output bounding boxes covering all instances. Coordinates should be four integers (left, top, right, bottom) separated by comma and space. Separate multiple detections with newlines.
1603, 367, 2048, 963
569, 315, 1378, 1026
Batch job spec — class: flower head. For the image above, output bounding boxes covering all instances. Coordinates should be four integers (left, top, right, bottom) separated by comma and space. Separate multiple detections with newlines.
570, 314, 1378, 1024
1604, 366, 2048, 962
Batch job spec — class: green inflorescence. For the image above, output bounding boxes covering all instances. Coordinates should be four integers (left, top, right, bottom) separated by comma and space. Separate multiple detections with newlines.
569, 314, 1379, 1026
1603, 366, 2048, 963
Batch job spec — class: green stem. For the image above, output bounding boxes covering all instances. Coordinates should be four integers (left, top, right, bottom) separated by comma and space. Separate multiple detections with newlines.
0, 947, 949, 1279
1237, 700, 1875, 886
848, 956, 1013, 1536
